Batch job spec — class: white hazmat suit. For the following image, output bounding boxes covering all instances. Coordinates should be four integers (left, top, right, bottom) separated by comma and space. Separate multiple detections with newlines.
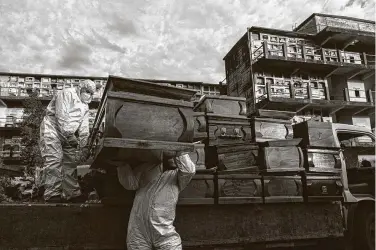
39, 80, 97, 201
117, 154, 195, 250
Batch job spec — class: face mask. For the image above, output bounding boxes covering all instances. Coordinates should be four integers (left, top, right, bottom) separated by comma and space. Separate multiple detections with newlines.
80, 92, 92, 104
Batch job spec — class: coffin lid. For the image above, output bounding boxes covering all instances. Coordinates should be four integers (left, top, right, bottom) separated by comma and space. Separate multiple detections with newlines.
193, 95, 246, 110
252, 109, 296, 120
105, 75, 198, 101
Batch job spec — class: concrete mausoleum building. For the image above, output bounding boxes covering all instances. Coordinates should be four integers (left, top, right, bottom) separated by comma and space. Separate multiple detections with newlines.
223, 13, 375, 129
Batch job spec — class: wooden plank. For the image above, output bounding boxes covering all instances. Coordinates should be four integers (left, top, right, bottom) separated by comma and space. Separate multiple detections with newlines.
264, 196, 304, 203
259, 138, 302, 147
218, 173, 261, 179
109, 75, 197, 101
194, 95, 247, 116
217, 166, 259, 173
218, 197, 263, 204
254, 109, 296, 120
178, 198, 215, 205
107, 91, 193, 108
103, 138, 197, 151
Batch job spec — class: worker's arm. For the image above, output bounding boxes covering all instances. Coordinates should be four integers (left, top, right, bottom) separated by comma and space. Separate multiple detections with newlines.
117, 164, 140, 190
78, 111, 90, 148
175, 154, 196, 191
55, 90, 75, 139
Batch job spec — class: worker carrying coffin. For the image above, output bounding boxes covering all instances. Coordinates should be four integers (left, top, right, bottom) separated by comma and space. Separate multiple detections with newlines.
116, 152, 195, 250
39, 80, 98, 203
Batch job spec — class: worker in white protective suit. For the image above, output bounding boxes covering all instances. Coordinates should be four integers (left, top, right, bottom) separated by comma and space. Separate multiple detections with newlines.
116, 152, 195, 250
39, 80, 97, 203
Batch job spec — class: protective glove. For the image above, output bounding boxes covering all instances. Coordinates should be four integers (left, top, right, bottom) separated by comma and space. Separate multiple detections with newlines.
66, 134, 79, 148
81, 146, 90, 161
77, 146, 90, 164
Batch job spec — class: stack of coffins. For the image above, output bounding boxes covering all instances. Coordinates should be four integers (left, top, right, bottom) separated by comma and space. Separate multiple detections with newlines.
194, 96, 262, 204
194, 95, 258, 172
258, 139, 305, 203
293, 121, 343, 202
251, 109, 294, 143
179, 168, 216, 205
89, 75, 206, 171
250, 110, 304, 203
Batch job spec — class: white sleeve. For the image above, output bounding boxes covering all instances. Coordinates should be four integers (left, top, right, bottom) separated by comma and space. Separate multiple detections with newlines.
117, 164, 140, 190
78, 111, 90, 148
55, 90, 75, 138
175, 154, 196, 191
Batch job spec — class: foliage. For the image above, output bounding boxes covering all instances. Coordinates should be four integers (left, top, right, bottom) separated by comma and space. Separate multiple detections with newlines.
20, 90, 45, 176
0, 175, 12, 203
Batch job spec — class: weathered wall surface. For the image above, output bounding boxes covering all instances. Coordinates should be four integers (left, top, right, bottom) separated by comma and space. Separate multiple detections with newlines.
315, 16, 375, 33
224, 34, 251, 99
0, 203, 343, 249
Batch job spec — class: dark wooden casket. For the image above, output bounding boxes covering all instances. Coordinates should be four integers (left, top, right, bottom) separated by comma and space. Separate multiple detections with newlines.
179, 170, 215, 205
206, 114, 252, 146
192, 112, 207, 141
213, 144, 259, 171
254, 109, 296, 120
293, 121, 338, 149
258, 139, 304, 173
304, 148, 342, 173
305, 174, 343, 202
251, 117, 294, 142
262, 174, 304, 203
193, 95, 256, 172
194, 95, 247, 116
217, 173, 263, 204
89, 76, 206, 168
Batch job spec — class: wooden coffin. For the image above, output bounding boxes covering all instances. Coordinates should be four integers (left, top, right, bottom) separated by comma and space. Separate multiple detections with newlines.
304, 148, 342, 173
89, 76, 203, 167
207, 114, 252, 146
293, 121, 338, 148
193, 112, 208, 141
305, 174, 343, 202
262, 175, 304, 203
254, 109, 296, 120
259, 146, 304, 172
105, 75, 197, 101
179, 171, 215, 205
193, 95, 247, 116
187, 143, 206, 169
217, 173, 263, 204
251, 117, 293, 142
205, 143, 259, 171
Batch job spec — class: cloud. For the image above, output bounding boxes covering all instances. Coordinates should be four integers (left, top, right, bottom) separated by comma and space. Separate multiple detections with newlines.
58, 41, 93, 70
0, 0, 374, 82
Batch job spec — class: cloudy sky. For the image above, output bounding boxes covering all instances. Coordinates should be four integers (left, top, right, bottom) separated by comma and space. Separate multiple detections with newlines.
0, 0, 374, 83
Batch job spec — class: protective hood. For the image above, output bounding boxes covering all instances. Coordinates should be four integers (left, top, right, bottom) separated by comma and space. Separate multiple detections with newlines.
77, 80, 96, 104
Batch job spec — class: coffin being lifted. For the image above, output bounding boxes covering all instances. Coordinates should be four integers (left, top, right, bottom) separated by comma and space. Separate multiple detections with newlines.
88, 76, 206, 168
